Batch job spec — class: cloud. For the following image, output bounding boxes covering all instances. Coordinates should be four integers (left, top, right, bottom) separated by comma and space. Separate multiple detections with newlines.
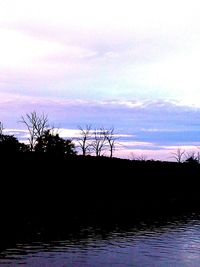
1, 93, 200, 161
161, 145, 200, 151
119, 141, 154, 148
1, 93, 200, 142
0, 29, 67, 69
2, 0, 199, 33
1, 0, 200, 105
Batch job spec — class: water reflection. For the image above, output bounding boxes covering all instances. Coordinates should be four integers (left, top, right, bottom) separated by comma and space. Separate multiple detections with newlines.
1, 213, 200, 267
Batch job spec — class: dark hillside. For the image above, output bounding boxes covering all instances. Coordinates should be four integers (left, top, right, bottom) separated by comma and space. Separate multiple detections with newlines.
1, 153, 200, 237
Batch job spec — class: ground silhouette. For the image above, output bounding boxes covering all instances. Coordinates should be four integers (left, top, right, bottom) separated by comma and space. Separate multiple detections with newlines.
1, 152, 200, 236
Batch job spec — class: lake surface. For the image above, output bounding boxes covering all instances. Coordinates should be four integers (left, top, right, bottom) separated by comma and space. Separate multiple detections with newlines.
1, 213, 200, 267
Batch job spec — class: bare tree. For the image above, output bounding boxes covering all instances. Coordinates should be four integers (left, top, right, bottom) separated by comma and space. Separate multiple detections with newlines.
171, 147, 185, 163
20, 111, 49, 151
136, 154, 148, 161
183, 151, 199, 164
130, 152, 136, 160
91, 128, 107, 157
196, 151, 200, 163
77, 125, 92, 156
103, 127, 117, 158
130, 152, 148, 161
184, 151, 196, 160
0, 122, 4, 135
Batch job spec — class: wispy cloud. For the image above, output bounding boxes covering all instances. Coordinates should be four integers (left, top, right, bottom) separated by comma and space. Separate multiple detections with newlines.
1, 0, 200, 104
119, 141, 154, 148
0, 95, 199, 157
161, 145, 200, 151
1, 93, 200, 130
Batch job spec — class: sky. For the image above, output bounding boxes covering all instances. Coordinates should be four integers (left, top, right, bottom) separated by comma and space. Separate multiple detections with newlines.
1, 0, 200, 160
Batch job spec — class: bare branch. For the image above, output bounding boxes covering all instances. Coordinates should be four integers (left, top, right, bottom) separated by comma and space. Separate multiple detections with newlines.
20, 111, 49, 151
0, 122, 4, 135
136, 154, 148, 161
183, 151, 199, 164
102, 127, 117, 158
170, 147, 185, 163
91, 128, 107, 156
77, 124, 92, 156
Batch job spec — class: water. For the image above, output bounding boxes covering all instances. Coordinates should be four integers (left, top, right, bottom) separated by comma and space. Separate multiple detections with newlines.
1, 213, 200, 267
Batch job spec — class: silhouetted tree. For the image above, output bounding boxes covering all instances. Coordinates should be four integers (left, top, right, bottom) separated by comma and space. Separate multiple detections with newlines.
184, 151, 199, 164
0, 134, 29, 153
136, 154, 148, 161
35, 129, 76, 156
20, 111, 49, 151
184, 156, 199, 164
0, 122, 4, 135
18, 142, 30, 152
130, 152, 148, 161
91, 128, 107, 156
196, 152, 200, 163
103, 127, 117, 158
171, 148, 185, 163
77, 125, 92, 156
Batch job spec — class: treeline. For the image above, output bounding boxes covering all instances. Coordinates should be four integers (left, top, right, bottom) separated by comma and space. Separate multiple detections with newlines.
0, 111, 118, 158
1, 111, 200, 164
0, 111, 200, 237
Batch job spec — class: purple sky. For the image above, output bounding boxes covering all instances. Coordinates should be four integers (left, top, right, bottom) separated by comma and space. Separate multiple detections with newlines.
1, 0, 200, 160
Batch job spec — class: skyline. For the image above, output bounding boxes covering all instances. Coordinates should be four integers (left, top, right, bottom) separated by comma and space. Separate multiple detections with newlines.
1, 0, 200, 160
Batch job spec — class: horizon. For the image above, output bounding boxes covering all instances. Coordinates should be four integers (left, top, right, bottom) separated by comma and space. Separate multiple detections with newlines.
1, 0, 200, 161
2, 125, 200, 162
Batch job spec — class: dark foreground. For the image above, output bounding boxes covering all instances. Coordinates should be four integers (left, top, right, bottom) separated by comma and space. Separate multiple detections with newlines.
1, 153, 200, 242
